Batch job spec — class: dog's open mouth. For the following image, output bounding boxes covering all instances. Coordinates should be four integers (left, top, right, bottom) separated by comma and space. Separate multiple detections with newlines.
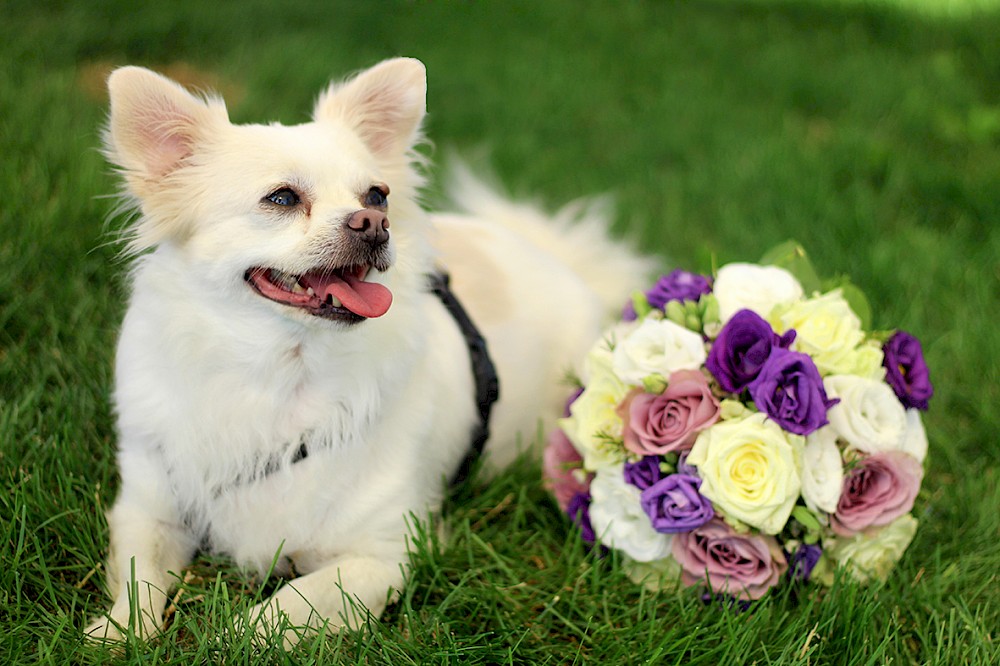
244, 265, 393, 321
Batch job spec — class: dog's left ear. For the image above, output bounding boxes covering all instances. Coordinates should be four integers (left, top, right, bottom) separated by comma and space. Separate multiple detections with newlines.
313, 58, 426, 159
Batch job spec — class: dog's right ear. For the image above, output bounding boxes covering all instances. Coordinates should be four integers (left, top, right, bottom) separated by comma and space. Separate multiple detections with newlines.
312, 58, 426, 161
105, 67, 227, 182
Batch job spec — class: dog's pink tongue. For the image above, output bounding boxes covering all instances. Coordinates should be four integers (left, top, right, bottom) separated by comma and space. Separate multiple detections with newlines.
308, 273, 392, 318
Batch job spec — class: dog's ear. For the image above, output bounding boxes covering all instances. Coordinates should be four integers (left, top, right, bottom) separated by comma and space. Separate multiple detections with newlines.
313, 58, 426, 160
105, 67, 227, 181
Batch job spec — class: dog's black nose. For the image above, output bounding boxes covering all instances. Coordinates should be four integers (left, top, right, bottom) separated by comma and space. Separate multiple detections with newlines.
345, 208, 390, 247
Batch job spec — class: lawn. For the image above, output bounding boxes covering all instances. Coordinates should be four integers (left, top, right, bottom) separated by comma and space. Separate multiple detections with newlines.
1, 0, 998, 663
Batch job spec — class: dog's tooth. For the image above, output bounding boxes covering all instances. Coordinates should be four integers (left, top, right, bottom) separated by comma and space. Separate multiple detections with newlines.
326, 293, 343, 308
272, 270, 298, 291
291, 281, 306, 295
306, 286, 315, 297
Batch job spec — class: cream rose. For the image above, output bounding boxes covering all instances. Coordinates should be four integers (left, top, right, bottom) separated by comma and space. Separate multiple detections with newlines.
841, 342, 886, 380
824, 374, 907, 453
713, 263, 804, 323
560, 347, 629, 471
623, 555, 683, 592
801, 426, 844, 515
828, 514, 918, 583
611, 317, 707, 385
589, 465, 673, 562
686, 412, 803, 534
774, 290, 865, 376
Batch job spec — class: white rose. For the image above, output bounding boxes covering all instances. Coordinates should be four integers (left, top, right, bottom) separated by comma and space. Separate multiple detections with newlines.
686, 412, 803, 535
774, 290, 865, 375
593, 319, 640, 358
828, 514, 918, 583
824, 375, 907, 453
899, 409, 928, 463
611, 317, 706, 385
589, 465, 673, 562
800, 427, 845, 515
561, 347, 629, 471
713, 263, 804, 323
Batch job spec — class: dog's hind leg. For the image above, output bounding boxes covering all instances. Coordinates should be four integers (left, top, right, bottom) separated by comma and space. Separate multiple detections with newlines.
241, 553, 405, 647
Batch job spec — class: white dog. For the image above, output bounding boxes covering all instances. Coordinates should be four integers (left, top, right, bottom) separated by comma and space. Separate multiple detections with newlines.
86, 58, 652, 644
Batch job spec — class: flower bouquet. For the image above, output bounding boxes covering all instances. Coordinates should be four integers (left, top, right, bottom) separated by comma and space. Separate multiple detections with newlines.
544, 243, 933, 601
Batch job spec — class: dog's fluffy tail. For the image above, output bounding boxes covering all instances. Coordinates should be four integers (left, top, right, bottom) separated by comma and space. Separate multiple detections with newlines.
441, 164, 658, 315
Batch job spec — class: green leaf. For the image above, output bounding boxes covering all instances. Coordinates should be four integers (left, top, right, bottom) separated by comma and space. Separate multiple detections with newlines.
792, 505, 823, 532
837, 281, 874, 331
820, 275, 874, 331
665, 300, 687, 326
631, 291, 652, 319
641, 373, 668, 394
759, 240, 822, 295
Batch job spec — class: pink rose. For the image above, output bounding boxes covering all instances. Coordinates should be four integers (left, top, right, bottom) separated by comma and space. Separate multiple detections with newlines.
543, 428, 591, 512
831, 451, 923, 536
619, 370, 721, 456
672, 519, 788, 601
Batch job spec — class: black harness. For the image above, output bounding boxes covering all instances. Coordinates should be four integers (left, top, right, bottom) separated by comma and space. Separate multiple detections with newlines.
425, 271, 500, 487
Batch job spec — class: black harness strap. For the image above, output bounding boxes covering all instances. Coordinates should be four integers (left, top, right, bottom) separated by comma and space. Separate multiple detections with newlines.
426, 271, 500, 488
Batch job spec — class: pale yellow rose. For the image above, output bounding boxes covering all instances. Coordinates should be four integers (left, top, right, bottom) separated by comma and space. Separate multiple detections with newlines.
773, 289, 865, 376
828, 514, 918, 583
561, 346, 629, 471
839, 341, 886, 380
687, 412, 804, 535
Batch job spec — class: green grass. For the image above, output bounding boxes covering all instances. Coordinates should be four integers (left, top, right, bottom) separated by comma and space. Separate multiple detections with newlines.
2, 0, 999, 663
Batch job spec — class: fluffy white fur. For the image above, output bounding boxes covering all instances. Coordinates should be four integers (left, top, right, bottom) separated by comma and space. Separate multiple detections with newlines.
86, 58, 654, 644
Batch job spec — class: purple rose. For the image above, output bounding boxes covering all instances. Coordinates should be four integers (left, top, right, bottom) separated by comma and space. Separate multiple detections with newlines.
640, 474, 714, 533
701, 592, 753, 613
622, 301, 639, 322
646, 269, 713, 309
621, 269, 713, 321
623, 456, 662, 490
566, 491, 596, 544
883, 331, 933, 411
672, 519, 788, 601
787, 543, 822, 581
831, 451, 923, 537
748, 348, 838, 436
563, 387, 584, 416
676, 450, 699, 477
706, 309, 795, 393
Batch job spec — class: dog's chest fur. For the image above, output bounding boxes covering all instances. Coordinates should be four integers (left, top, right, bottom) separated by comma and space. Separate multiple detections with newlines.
113, 249, 467, 570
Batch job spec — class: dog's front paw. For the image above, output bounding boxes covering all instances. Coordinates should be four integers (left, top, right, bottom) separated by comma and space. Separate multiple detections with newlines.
231, 596, 329, 650
84, 598, 161, 644
84, 614, 127, 644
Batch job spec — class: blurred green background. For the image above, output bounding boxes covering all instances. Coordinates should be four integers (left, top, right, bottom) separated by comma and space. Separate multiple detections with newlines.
1, 1, 998, 663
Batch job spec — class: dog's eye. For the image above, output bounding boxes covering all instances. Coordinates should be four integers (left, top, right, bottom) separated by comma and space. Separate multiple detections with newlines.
266, 188, 301, 207
364, 186, 388, 208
